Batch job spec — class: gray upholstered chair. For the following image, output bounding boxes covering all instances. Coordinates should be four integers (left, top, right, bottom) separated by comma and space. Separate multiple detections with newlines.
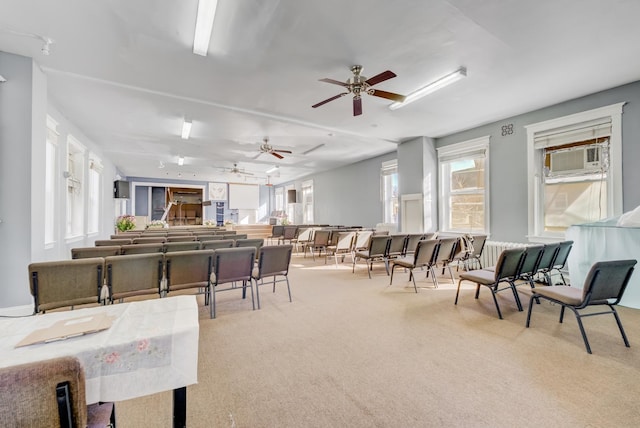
252, 245, 294, 308
455, 247, 526, 319
0, 356, 115, 427
387, 234, 408, 260
210, 247, 256, 318
267, 225, 284, 245
104, 253, 164, 303
352, 235, 392, 278
164, 249, 214, 304
325, 231, 356, 267
95, 238, 131, 246
132, 236, 166, 244
390, 239, 440, 292
71, 245, 121, 259
526, 259, 637, 354
166, 235, 197, 242
29, 258, 104, 313
433, 237, 460, 284
306, 229, 331, 260
234, 238, 265, 258
540, 240, 573, 285
403, 234, 426, 257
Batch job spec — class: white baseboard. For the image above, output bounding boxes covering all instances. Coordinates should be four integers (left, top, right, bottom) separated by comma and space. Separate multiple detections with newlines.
0, 304, 33, 316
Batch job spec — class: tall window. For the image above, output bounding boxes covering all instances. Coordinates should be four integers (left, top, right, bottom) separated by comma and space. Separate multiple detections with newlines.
526, 103, 624, 241
45, 116, 58, 245
381, 160, 398, 224
437, 136, 490, 234
87, 155, 103, 234
301, 180, 314, 224
66, 136, 85, 238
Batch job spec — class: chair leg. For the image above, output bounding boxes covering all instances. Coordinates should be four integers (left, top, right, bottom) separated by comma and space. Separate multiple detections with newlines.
455, 279, 464, 304
611, 305, 631, 348
490, 287, 504, 319
254, 279, 261, 309
509, 282, 523, 311
410, 268, 418, 293
525, 294, 536, 327
210, 286, 216, 319
389, 264, 396, 285
285, 277, 292, 302
249, 280, 256, 310
571, 307, 592, 354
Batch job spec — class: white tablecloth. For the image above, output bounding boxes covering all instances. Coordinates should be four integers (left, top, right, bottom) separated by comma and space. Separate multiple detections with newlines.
0, 295, 199, 404
566, 222, 640, 309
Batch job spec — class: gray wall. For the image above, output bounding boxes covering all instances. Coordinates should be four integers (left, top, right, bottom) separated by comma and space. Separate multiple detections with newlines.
436, 81, 640, 242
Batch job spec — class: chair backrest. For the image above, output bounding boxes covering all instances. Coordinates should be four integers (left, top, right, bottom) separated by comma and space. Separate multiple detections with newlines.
224, 233, 247, 240
71, 246, 121, 259
334, 231, 356, 251
312, 230, 331, 246
518, 245, 545, 277
404, 234, 425, 255
282, 226, 298, 240
166, 235, 197, 242
536, 242, 561, 272
388, 234, 408, 257
133, 236, 166, 244
29, 258, 104, 313
120, 242, 165, 255
413, 239, 440, 268
354, 230, 373, 250
255, 245, 293, 279
95, 238, 131, 246
367, 235, 391, 258
0, 356, 88, 427
470, 235, 487, 257
295, 227, 313, 242
493, 247, 526, 281
105, 253, 163, 300
552, 240, 574, 270
212, 247, 256, 284
163, 241, 202, 253
201, 239, 235, 250
434, 238, 459, 265
582, 259, 637, 304
165, 250, 214, 292
270, 225, 284, 237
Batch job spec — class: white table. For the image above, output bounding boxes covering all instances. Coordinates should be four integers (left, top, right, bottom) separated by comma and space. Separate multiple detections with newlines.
0, 295, 199, 427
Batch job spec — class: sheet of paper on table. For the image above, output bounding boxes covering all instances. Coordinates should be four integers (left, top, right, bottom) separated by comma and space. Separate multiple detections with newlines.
15, 312, 117, 348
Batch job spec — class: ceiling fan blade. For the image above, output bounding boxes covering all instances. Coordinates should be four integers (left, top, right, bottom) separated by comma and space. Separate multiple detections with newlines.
365, 70, 396, 87
353, 96, 362, 116
273, 149, 292, 154
312, 93, 348, 108
369, 89, 406, 102
319, 78, 349, 87
270, 152, 284, 159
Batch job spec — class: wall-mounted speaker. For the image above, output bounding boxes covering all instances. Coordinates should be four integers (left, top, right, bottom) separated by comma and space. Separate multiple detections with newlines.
287, 189, 297, 203
114, 180, 130, 199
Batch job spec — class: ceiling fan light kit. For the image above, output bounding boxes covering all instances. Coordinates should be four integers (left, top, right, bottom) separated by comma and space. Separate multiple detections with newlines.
258, 137, 292, 159
312, 65, 406, 116
389, 66, 467, 110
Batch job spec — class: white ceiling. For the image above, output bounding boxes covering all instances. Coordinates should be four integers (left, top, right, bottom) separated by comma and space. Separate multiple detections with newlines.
2, 0, 640, 185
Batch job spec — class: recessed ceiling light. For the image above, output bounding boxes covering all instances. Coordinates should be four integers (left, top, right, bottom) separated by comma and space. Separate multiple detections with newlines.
193, 0, 219, 56
178, 156, 184, 166
181, 120, 192, 139
389, 67, 467, 110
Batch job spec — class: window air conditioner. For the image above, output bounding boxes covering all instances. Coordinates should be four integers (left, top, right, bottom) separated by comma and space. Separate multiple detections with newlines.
549, 146, 602, 176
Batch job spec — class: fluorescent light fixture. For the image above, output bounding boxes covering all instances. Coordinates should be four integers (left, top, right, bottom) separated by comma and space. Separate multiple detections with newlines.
193, 0, 219, 56
178, 156, 184, 166
181, 120, 192, 139
389, 67, 467, 110
265, 166, 279, 174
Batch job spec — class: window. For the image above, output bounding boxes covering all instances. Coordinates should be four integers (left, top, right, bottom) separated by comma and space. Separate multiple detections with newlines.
301, 180, 314, 224
45, 116, 58, 245
66, 136, 85, 238
381, 160, 398, 224
437, 136, 490, 234
526, 103, 624, 241
286, 185, 296, 223
87, 155, 103, 234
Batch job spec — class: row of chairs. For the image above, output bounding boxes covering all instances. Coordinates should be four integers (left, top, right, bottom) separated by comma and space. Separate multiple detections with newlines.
97, 234, 246, 246
73, 238, 264, 259
29, 245, 294, 319
455, 240, 574, 319
113, 227, 230, 237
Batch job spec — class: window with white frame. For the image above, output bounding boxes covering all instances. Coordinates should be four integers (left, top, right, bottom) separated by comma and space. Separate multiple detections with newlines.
45, 116, 58, 245
286, 185, 296, 223
66, 136, 85, 238
526, 103, 624, 241
381, 160, 398, 224
437, 136, 490, 234
301, 180, 314, 224
87, 155, 103, 234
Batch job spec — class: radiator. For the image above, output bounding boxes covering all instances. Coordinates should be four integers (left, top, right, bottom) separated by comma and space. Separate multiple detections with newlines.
479, 241, 528, 268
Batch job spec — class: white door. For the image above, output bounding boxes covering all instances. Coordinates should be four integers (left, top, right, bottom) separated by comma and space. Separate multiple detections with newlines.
401, 194, 423, 233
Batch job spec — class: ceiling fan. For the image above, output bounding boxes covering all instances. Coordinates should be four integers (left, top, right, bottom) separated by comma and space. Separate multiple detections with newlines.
224, 163, 253, 176
258, 137, 292, 159
312, 65, 406, 116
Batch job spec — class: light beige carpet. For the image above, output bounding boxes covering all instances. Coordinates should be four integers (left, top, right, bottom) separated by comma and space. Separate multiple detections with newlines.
117, 253, 640, 427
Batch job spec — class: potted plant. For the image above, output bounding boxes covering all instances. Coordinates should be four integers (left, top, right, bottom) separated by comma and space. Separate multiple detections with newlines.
147, 220, 168, 229
115, 214, 136, 232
